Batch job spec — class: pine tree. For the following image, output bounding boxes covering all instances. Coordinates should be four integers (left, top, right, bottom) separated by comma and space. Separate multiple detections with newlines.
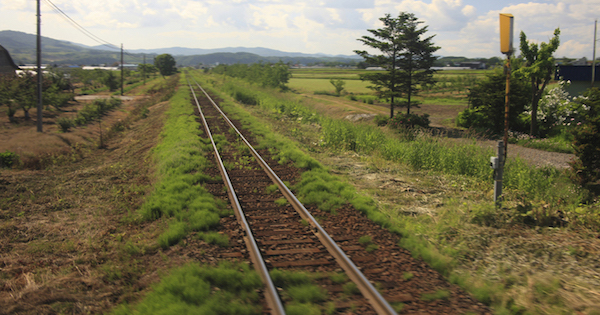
355, 12, 439, 117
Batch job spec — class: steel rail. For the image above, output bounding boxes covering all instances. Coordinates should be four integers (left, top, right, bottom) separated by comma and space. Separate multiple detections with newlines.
193, 80, 398, 315
187, 80, 286, 315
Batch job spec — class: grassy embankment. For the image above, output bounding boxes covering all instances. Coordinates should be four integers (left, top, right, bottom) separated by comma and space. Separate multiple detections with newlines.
195, 69, 600, 315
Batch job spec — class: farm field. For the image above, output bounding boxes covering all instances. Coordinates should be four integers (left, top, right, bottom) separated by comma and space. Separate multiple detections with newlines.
288, 68, 489, 128
0, 69, 598, 315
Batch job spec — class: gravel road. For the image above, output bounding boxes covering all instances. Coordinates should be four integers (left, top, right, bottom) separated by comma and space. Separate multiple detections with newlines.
477, 139, 575, 169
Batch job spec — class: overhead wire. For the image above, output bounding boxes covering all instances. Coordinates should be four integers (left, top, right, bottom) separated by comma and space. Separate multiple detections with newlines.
42, 0, 139, 58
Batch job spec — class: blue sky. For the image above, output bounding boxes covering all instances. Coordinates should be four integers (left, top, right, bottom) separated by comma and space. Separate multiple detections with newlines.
0, 0, 598, 58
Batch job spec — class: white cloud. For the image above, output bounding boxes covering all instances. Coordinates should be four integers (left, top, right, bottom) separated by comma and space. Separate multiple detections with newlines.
0, 0, 598, 57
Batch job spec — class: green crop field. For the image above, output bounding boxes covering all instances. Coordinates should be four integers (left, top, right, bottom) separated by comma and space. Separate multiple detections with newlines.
289, 68, 493, 104
289, 78, 374, 94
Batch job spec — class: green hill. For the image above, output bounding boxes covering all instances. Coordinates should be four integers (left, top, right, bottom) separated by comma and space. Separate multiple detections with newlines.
0, 30, 359, 67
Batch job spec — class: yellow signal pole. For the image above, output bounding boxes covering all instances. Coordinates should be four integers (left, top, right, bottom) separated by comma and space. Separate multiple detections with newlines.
493, 13, 514, 206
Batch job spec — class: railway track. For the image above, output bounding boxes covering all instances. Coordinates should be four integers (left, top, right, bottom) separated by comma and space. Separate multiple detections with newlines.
187, 79, 492, 315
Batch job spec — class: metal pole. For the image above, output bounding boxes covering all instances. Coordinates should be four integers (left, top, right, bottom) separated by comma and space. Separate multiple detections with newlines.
494, 141, 504, 205
36, 0, 43, 132
503, 54, 511, 161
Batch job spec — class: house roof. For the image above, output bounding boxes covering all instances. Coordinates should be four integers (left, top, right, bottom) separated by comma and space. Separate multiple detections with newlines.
0, 44, 20, 74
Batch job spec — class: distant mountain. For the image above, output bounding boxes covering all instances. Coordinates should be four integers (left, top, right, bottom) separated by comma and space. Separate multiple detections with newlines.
0, 30, 361, 66
89, 44, 360, 59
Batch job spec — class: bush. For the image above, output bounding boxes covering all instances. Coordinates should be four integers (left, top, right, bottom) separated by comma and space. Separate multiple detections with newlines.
233, 90, 259, 105
0, 150, 18, 168
56, 117, 74, 132
388, 112, 430, 129
374, 114, 389, 126
570, 88, 600, 189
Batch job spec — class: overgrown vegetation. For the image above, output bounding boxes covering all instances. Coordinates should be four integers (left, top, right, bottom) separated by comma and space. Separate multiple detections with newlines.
138, 73, 227, 248
112, 262, 262, 315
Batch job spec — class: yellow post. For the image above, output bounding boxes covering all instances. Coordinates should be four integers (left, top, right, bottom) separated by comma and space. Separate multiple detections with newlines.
500, 14, 514, 55
499, 13, 514, 161
495, 13, 514, 206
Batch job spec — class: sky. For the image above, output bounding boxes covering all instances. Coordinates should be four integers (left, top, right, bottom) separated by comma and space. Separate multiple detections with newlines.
0, 0, 599, 59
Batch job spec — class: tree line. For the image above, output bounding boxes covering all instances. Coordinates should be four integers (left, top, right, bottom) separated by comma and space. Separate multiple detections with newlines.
210, 61, 292, 90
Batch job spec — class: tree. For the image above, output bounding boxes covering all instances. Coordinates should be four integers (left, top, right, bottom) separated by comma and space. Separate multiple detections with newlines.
516, 28, 560, 136
0, 75, 18, 122
330, 79, 346, 96
154, 54, 177, 77
570, 88, 600, 190
457, 70, 531, 134
14, 72, 37, 120
355, 12, 439, 118
138, 63, 157, 79
101, 71, 120, 92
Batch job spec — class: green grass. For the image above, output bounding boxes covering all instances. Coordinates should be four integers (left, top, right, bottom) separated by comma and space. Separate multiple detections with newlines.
111, 262, 262, 315
137, 73, 226, 248
421, 289, 451, 301
268, 269, 330, 314
289, 78, 374, 94
197, 231, 230, 247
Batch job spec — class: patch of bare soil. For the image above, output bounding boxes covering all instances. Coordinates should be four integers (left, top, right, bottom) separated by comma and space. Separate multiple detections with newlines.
0, 93, 229, 314
0, 95, 147, 167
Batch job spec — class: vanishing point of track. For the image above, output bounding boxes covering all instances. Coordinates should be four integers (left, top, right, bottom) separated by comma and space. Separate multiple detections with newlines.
187, 79, 492, 315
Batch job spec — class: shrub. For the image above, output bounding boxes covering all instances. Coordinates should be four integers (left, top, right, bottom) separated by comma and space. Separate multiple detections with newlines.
56, 117, 74, 132
0, 150, 18, 168
233, 90, 259, 105
374, 114, 389, 126
388, 112, 430, 129
570, 88, 600, 190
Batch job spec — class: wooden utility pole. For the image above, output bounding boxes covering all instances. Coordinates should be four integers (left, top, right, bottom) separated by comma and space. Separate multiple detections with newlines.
36, 0, 43, 132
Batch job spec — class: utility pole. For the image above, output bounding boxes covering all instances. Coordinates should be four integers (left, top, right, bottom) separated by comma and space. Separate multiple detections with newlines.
121, 43, 124, 96
36, 0, 43, 132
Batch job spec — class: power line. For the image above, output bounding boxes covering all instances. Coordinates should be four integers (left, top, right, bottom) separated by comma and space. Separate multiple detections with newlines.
42, 0, 139, 58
